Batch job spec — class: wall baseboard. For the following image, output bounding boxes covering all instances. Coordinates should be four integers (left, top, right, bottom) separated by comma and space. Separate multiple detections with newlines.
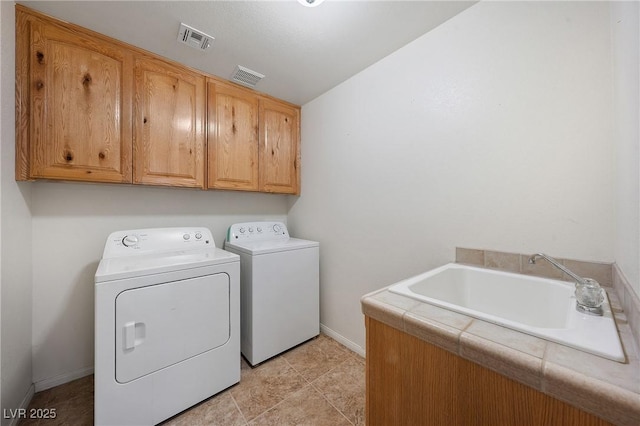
34, 366, 94, 393
320, 323, 365, 357
4, 384, 35, 426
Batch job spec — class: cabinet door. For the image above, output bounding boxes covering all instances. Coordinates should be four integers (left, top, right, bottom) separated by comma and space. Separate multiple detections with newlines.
133, 57, 205, 188
207, 82, 259, 191
259, 99, 300, 194
25, 18, 133, 182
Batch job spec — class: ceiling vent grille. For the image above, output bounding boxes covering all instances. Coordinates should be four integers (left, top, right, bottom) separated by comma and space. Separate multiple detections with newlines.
177, 23, 213, 51
230, 65, 265, 88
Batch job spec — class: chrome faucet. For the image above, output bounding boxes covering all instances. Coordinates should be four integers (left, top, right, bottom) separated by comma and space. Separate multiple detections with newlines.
528, 253, 604, 316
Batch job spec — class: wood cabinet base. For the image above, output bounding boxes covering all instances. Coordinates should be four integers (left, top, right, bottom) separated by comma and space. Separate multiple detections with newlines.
365, 317, 612, 426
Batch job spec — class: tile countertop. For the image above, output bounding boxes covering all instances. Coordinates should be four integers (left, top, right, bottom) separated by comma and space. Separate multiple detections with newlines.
361, 285, 640, 426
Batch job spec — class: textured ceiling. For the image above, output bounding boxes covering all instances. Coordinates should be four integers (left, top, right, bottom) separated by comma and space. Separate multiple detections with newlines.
18, 1, 477, 105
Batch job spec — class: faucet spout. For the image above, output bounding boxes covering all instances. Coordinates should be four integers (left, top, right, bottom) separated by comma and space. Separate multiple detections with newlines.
528, 253, 604, 316
528, 253, 586, 285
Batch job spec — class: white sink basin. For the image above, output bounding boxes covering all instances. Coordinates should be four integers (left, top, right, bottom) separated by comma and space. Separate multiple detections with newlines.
389, 263, 625, 362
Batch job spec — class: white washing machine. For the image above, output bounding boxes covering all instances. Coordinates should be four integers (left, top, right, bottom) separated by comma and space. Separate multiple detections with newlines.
224, 221, 319, 366
94, 227, 240, 425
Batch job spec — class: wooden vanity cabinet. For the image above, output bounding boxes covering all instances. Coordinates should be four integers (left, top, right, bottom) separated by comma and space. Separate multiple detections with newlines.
365, 317, 613, 426
207, 81, 259, 191
133, 57, 205, 188
16, 8, 133, 183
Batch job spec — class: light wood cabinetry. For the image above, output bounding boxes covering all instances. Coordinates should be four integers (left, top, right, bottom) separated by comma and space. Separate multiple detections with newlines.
207, 81, 259, 191
207, 81, 301, 194
16, 5, 300, 194
259, 99, 300, 194
365, 317, 613, 426
16, 7, 133, 183
133, 57, 205, 188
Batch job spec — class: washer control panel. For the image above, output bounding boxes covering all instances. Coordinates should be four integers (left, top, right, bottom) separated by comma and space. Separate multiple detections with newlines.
226, 221, 289, 242
102, 227, 214, 258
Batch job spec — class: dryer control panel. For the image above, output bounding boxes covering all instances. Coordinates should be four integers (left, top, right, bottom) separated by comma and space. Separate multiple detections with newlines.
102, 227, 214, 258
226, 221, 289, 242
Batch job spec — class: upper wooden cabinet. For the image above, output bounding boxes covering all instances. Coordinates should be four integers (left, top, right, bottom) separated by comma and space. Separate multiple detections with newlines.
133, 57, 205, 188
207, 82, 301, 194
259, 99, 300, 194
16, 6, 301, 194
207, 81, 259, 191
16, 8, 133, 183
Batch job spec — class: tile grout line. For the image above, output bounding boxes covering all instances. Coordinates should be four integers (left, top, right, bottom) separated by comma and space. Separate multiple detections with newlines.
247, 382, 313, 423
235, 354, 311, 422
314, 387, 356, 426
281, 343, 360, 425
308, 355, 361, 425
253, 382, 355, 426
280, 355, 313, 386
229, 391, 250, 426
309, 379, 356, 426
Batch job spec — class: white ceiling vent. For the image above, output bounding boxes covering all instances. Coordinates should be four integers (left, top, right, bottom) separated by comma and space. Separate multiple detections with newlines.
230, 65, 265, 88
177, 23, 213, 51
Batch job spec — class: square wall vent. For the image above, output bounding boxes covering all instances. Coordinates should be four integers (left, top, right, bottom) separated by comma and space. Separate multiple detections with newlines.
230, 65, 265, 88
177, 23, 214, 51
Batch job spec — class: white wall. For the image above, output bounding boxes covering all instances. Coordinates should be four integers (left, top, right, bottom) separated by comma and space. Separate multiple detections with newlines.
612, 1, 640, 298
1, 1, 34, 422
31, 182, 288, 387
288, 1, 615, 351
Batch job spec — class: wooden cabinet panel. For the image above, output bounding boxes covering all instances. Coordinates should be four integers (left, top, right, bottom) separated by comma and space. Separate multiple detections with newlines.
18, 12, 133, 182
133, 57, 205, 188
207, 81, 259, 190
259, 99, 300, 194
365, 317, 613, 426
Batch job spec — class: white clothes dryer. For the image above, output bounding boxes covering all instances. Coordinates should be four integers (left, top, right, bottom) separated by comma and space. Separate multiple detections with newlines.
94, 227, 239, 425
224, 222, 319, 366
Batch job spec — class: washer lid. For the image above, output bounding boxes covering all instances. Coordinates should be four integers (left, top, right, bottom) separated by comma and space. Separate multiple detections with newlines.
95, 247, 238, 283
225, 237, 318, 255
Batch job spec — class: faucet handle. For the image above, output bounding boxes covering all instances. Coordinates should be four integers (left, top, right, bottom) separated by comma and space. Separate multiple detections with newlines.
575, 278, 604, 309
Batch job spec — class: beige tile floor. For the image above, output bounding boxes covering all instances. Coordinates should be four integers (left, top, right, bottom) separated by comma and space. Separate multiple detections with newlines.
20, 334, 365, 426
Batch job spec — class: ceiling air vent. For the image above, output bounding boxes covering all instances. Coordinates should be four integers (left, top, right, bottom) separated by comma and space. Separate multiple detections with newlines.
177, 23, 214, 51
230, 65, 265, 88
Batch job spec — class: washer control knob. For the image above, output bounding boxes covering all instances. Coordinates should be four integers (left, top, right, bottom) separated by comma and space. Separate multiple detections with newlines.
249, 227, 254, 233
195, 232, 202, 240
183, 233, 190, 240
239, 227, 246, 234
273, 224, 282, 233
122, 235, 139, 247
257, 227, 262, 233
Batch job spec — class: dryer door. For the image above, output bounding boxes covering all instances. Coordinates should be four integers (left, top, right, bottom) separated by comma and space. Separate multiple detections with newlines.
115, 273, 230, 383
